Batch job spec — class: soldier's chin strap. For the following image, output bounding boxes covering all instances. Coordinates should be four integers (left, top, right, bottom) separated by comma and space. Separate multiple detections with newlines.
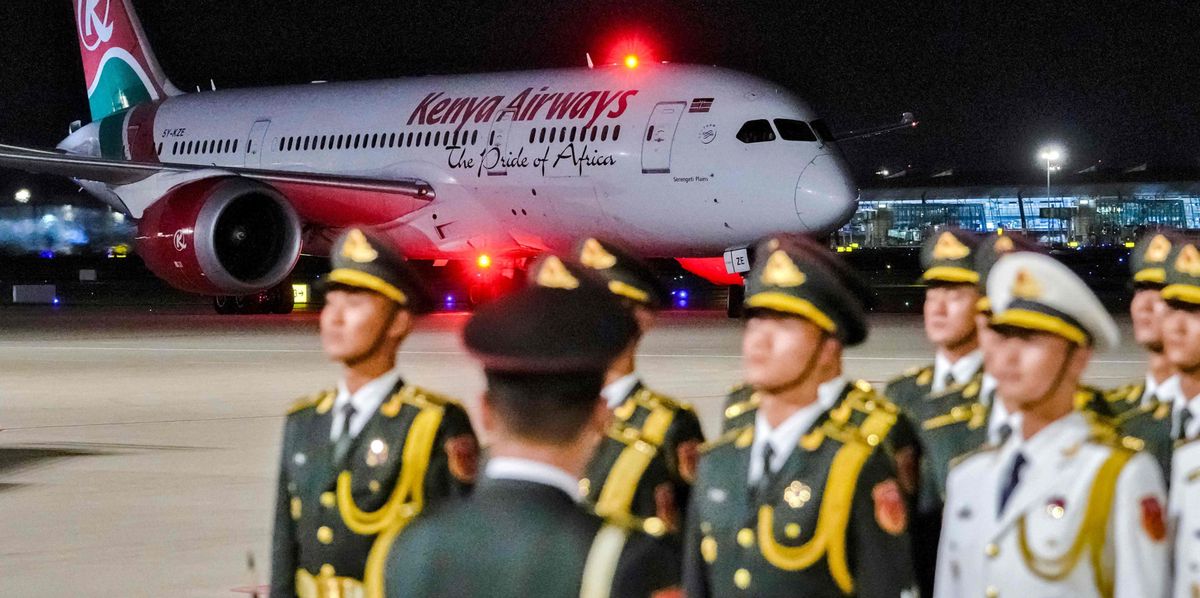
762, 331, 829, 396
1034, 343, 1078, 408
344, 302, 402, 368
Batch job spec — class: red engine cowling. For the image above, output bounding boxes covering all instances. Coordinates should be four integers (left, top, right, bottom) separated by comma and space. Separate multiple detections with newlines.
136, 177, 302, 295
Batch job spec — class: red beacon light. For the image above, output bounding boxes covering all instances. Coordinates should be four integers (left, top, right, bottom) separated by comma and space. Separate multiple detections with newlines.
624, 54, 639, 69
476, 254, 492, 269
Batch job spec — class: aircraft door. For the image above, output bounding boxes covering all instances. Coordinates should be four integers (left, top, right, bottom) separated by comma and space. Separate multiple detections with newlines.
485, 112, 515, 176
641, 101, 686, 174
244, 119, 271, 167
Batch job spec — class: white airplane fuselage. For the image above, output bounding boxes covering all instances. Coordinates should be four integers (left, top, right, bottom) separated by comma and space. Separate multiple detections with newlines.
67, 63, 858, 260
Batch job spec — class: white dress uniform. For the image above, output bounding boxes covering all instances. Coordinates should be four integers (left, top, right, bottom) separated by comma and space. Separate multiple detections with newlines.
935, 252, 1170, 598
935, 412, 1169, 598
1172, 438, 1200, 598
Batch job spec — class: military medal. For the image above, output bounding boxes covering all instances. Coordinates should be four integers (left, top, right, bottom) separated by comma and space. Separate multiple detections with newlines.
1045, 496, 1066, 519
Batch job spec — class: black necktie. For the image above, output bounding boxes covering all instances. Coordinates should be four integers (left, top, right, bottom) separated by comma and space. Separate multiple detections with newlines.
333, 402, 357, 463
994, 421, 1014, 445
998, 452, 1027, 514
1178, 408, 1195, 442
754, 444, 775, 502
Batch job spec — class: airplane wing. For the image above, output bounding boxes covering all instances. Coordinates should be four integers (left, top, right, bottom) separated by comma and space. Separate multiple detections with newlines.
0, 143, 435, 203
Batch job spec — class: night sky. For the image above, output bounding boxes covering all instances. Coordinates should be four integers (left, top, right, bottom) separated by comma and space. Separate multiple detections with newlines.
0, 0, 1197, 188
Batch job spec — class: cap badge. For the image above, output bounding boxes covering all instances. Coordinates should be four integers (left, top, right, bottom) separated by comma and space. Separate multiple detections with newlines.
579, 238, 617, 270
760, 250, 807, 287
535, 256, 581, 290
1174, 244, 1200, 277
341, 229, 379, 264
1145, 234, 1172, 264
932, 232, 971, 260
1012, 268, 1043, 299
993, 236, 1015, 253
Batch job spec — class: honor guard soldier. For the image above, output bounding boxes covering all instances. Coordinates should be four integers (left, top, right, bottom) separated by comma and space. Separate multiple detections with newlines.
1106, 231, 1181, 417
1170, 437, 1200, 598
684, 235, 915, 598
1120, 237, 1200, 479
270, 229, 478, 598
384, 268, 683, 598
934, 252, 1169, 598
920, 231, 1079, 500
883, 229, 985, 596
885, 229, 984, 421
569, 238, 705, 531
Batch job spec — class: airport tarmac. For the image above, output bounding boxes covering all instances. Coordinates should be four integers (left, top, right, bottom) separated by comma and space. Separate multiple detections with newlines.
0, 306, 1148, 596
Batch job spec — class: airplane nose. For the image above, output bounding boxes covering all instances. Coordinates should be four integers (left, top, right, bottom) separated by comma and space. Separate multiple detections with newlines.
794, 154, 859, 233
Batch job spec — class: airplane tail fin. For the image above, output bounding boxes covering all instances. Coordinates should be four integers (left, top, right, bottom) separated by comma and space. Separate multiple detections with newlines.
73, 0, 183, 122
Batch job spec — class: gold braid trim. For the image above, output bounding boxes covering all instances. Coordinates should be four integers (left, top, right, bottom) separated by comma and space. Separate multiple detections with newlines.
333, 397, 444, 598
756, 439, 873, 594
594, 405, 676, 518
1015, 448, 1133, 598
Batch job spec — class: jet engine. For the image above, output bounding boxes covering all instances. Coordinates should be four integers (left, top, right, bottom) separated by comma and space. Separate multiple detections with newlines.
135, 177, 302, 296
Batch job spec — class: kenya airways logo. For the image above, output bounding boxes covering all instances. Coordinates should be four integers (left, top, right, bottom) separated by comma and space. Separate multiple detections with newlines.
78, 0, 114, 51
407, 87, 639, 131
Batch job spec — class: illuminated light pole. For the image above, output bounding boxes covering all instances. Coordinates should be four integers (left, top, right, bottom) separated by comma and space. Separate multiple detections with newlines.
1038, 146, 1065, 240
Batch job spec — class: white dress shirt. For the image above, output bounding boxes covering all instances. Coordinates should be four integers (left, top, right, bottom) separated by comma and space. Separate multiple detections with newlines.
747, 376, 846, 485
980, 375, 1020, 445
601, 373, 640, 410
485, 456, 582, 501
1144, 373, 1179, 406
1171, 385, 1200, 441
330, 367, 404, 441
932, 349, 984, 394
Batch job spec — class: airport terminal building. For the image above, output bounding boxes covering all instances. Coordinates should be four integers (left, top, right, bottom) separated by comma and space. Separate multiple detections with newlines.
845, 167, 1200, 247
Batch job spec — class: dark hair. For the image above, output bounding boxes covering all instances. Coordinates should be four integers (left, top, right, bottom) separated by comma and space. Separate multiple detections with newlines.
483, 371, 604, 444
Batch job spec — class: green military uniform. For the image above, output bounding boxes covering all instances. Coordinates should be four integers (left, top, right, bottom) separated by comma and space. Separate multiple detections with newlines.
721, 383, 758, 433
685, 235, 914, 597
385, 265, 681, 598
1117, 237, 1200, 482
567, 237, 706, 528
1105, 231, 1181, 418
270, 229, 478, 598
884, 229, 982, 415
581, 381, 704, 529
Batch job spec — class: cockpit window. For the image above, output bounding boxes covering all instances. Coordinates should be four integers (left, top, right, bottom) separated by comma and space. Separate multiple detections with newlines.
809, 119, 834, 143
773, 119, 818, 142
736, 120, 776, 143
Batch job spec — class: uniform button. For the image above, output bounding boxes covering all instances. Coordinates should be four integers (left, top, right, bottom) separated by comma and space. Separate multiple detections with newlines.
737, 528, 755, 548
317, 526, 334, 544
290, 498, 302, 520
866, 433, 881, 447
701, 537, 718, 563
985, 543, 1000, 558
320, 492, 336, 508
643, 517, 666, 537
369, 480, 381, 493
985, 585, 999, 598
785, 523, 802, 539
734, 568, 751, 590
319, 564, 335, 577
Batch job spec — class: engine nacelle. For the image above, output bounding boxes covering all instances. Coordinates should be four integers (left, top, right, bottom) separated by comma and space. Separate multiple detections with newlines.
136, 177, 302, 295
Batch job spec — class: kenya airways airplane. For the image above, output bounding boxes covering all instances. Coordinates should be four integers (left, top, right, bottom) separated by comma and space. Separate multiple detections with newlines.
0, 0, 867, 313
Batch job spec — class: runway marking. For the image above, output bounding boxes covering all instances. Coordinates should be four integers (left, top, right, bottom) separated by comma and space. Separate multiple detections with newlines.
0, 344, 1148, 365
0, 414, 282, 432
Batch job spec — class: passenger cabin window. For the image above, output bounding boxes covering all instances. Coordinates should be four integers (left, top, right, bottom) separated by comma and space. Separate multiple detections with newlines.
736, 120, 776, 143
774, 119, 817, 142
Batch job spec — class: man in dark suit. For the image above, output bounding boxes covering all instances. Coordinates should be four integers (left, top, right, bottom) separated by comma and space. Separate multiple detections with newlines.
270, 228, 478, 598
384, 259, 682, 598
